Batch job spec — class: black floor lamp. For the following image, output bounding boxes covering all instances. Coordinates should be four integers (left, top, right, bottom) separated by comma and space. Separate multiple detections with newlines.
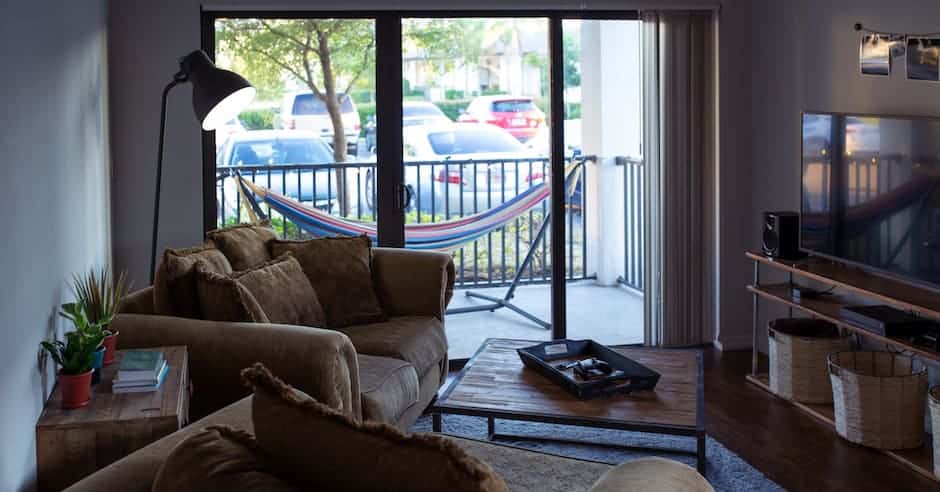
150, 50, 255, 283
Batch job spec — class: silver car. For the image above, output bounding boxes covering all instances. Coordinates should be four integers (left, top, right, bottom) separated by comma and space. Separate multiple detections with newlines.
217, 130, 340, 217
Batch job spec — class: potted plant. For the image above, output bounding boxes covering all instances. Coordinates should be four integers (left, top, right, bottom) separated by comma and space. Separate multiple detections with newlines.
71, 267, 129, 366
41, 302, 107, 408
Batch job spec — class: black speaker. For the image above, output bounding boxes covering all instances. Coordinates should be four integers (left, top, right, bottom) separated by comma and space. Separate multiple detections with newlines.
762, 211, 801, 259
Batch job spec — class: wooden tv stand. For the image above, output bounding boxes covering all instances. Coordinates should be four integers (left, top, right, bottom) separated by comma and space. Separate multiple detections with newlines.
745, 250, 938, 483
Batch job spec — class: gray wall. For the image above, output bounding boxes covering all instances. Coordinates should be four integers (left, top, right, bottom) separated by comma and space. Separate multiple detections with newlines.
749, 0, 940, 353
0, 1, 111, 490
107, 0, 755, 351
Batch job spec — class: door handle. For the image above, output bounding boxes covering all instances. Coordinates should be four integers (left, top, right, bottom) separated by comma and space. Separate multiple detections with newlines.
398, 184, 414, 211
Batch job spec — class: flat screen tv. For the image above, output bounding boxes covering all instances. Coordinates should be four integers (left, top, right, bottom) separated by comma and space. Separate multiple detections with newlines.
801, 111, 940, 288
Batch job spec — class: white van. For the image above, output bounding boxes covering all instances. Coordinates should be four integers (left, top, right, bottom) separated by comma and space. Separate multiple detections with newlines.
276, 91, 361, 154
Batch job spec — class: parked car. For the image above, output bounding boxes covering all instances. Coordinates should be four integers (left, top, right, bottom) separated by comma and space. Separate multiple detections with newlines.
216, 130, 341, 218
214, 118, 245, 149
275, 91, 361, 155
363, 101, 452, 153
404, 123, 542, 214
457, 95, 546, 142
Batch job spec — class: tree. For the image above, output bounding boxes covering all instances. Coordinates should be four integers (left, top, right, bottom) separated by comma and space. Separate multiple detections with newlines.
217, 19, 375, 215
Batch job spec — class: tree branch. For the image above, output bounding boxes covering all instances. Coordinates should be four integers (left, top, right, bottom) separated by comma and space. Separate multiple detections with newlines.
342, 35, 375, 96
258, 19, 310, 51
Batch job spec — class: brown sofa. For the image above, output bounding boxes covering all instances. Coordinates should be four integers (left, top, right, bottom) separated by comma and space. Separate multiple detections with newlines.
66, 396, 713, 492
116, 246, 454, 429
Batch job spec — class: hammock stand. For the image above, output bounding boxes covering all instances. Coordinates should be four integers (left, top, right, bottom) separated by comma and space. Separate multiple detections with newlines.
235, 160, 586, 330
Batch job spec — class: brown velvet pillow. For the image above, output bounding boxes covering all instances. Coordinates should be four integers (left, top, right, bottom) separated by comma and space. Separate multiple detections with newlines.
153, 245, 232, 318
230, 253, 327, 327
152, 425, 296, 492
241, 363, 509, 492
206, 222, 278, 271
269, 235, 385, 328
195, 263, 270, 323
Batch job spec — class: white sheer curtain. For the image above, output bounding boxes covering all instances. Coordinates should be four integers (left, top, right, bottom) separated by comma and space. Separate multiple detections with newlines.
642, 10, 717, 347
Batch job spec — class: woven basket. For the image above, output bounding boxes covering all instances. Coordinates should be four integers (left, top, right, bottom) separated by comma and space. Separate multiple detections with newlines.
929, 386, 940, 478
828, 351, 928, 450
768, 318, 851, 403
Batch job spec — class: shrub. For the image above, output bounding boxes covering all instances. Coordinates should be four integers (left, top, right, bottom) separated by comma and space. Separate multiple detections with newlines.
240, 109, 277, 130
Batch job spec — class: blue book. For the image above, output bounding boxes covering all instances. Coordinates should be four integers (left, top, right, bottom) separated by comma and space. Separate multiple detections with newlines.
113, 363, 169, 393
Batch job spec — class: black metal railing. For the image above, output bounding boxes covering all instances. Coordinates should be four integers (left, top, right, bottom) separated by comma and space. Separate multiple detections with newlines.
217, 157, 595, 288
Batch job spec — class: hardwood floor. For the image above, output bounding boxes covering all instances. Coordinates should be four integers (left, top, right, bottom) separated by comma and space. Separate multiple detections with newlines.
704, 348, 937, 491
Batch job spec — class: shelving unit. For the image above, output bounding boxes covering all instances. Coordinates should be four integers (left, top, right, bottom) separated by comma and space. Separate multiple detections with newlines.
745, 250, 938, 483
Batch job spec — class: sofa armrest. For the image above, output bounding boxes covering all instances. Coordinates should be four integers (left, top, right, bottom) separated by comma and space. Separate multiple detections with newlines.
372, 247, 455, 321
112, 314, 361, 420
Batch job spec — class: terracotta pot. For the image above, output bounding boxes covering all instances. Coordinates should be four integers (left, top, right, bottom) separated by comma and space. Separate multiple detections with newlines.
102, 332, 118, 366
59, 370, 93, 409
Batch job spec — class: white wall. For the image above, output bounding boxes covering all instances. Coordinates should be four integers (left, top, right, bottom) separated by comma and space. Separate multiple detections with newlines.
749, 0, 940, 353
0, 1, 110, 490
108, 0, 754, 349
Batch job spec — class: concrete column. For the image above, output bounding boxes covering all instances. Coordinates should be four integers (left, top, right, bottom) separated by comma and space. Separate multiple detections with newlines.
579, 20, 642, 285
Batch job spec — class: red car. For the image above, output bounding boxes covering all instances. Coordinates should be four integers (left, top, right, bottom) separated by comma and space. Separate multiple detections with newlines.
457, 95, 546, 142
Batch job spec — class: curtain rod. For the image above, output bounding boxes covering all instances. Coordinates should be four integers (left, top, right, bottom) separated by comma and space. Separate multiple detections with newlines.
201, 3, 722, 13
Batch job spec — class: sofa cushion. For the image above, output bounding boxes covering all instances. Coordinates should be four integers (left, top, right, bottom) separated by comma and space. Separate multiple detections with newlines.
207, 222, 277, 271
151, 425, 295, 492
241, 363, 508, 492
357, 354, 419, 425
194, 263, 269, 323
153, 245, 232, 318
338, 315, 447, 378
230, 254, 326, 327
269, 235, 385, 328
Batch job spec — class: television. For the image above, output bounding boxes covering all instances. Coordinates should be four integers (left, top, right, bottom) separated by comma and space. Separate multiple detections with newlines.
801, 111, 940, 288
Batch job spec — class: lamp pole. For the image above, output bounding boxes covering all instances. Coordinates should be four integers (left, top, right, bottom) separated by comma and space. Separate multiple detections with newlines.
149, 72, 188, 284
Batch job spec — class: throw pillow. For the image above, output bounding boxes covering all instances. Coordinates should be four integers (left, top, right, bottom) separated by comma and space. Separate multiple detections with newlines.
153, 245, 232, 318
269, 235, 385, 328
241, 363, 509, 492
152, 425, 296, 492
206, 222, 277, 271
230, 253, 326, 327
194, 263, 270, 323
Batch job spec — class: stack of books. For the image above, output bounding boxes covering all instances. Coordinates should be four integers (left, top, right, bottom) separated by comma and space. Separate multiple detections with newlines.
112, 350, 169, 394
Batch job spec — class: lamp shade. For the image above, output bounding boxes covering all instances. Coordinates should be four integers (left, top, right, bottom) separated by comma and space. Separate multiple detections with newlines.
180, 50, 256, 131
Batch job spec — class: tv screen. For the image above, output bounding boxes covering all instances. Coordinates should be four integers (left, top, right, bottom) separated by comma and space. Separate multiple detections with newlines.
801, 112, 940, 288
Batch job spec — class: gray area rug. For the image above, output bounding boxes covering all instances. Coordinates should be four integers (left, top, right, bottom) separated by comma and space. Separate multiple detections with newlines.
411, 414, 783, 492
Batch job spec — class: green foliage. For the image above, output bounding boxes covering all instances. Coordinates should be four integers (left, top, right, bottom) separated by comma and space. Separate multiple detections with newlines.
349, 90, 374, 104
70, 267, 129, 332
357, 102, 375, 135
435, 100, 472, 121
42, 302, 107, 375
239, 109, 277, 130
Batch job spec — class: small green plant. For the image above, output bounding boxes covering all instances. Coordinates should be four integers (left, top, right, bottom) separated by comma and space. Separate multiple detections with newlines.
40, 302, 107, 375
70, 267, 129, 333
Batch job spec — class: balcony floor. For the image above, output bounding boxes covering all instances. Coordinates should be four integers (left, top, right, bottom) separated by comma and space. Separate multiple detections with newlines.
444, 281, 645, 359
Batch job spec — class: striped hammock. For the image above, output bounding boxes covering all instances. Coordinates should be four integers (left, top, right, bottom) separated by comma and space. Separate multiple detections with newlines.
236, 163, 582, 251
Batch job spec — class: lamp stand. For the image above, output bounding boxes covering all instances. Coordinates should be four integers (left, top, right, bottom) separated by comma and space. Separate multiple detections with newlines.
149, 71, 188, 284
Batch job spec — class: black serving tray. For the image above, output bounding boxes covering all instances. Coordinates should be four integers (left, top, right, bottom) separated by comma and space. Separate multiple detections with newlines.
517, 339, 660, 400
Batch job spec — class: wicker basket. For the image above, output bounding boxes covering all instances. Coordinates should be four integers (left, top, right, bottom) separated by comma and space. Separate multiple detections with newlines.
929, 386, 940, 478
828, 351, 928, 450
768, 318, 851, 403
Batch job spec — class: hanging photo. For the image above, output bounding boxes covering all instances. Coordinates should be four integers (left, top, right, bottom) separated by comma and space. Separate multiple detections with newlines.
860, 34, 894, 76
906, 37, 940, 81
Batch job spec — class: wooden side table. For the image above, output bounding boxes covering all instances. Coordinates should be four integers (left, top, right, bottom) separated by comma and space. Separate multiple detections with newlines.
36, 345, 190, 492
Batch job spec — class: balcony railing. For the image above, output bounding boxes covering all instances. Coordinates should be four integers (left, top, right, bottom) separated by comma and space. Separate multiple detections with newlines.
217, 155, 642, 290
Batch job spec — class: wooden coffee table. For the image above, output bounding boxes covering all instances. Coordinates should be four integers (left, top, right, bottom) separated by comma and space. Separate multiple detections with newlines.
36, 346, 190, 492
431, 339, 705, 473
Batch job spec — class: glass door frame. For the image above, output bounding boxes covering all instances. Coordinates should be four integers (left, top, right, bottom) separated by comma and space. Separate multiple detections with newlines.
200, 8, 640, 343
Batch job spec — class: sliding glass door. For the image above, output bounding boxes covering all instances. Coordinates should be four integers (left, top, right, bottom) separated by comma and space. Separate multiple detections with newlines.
203, 11, 643, 359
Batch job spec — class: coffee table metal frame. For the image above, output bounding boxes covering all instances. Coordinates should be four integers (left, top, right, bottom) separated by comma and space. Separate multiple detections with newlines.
430, 339, 706, 474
